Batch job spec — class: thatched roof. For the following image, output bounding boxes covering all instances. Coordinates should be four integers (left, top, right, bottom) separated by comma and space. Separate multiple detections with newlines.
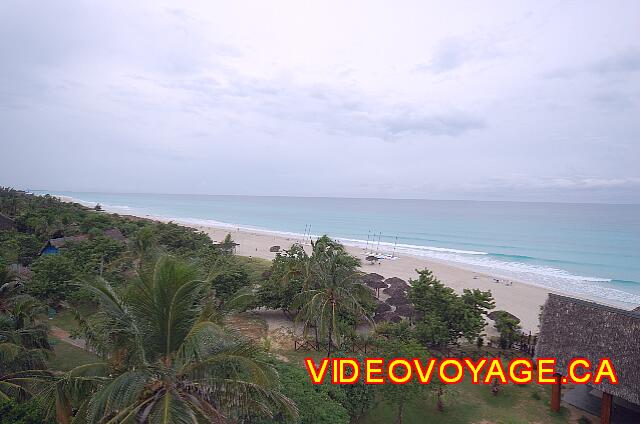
362, 273, 384, 283
49, 235, 89, 248
373, 311, 402, 323
385, 277, 409, 289
382, 286, 406, 296
104, 228, 126, 242
536, 294, 640, 405
366, 279, 388, 289
0, 213, 15, 230
394, 304, 415, 317
385, 294, 410, 306
375, 302, 392, 315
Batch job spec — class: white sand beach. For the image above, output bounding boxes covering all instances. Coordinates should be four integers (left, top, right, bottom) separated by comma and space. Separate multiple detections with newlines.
190, 223, 548, 332
58, 195, 624, 333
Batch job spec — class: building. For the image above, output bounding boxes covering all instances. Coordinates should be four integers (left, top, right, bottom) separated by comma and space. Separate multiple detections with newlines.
39, 235, 90, 255
0, 213, 15, 230
39, 228, 126, 256
536, 293, 640, 424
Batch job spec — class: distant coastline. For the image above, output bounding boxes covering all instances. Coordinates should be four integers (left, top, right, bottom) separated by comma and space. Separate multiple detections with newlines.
37, 190, 640, 314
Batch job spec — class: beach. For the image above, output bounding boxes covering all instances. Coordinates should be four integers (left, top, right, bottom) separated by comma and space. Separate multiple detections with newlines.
54, 194, 638, 333
162, 218, 549, 332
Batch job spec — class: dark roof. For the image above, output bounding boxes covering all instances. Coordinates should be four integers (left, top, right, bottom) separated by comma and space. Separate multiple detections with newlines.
373, 311, 402, 323
385, 277, 409, 288
0, 213, 15, 229
375, 302, 392, 315
49, 235, 89, 248
103, 228, 126, 242
382, 286, 406, 296
385, 294, 410, 306
536, 294, 640, 405
362, 273, 384, 283
365, 279, 388, 289
394, 304, 415, 317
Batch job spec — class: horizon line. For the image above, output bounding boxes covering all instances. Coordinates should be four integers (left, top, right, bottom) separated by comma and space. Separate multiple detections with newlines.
26, 187, 640, 206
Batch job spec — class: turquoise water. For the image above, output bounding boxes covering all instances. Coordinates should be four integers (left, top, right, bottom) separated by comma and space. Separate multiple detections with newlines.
36, 191, 640, 306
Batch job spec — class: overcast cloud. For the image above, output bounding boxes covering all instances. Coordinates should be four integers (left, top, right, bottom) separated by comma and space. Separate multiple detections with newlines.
1, 0, 639, 203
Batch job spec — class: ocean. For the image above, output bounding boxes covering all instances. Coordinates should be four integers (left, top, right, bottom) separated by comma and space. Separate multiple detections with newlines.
35, 191, 640, 307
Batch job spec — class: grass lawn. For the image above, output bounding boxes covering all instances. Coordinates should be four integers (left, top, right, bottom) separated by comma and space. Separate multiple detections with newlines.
49, 303, 96, 332
48, 338, 100, 371
235, 256, 271, 284
360, 379, 570, 424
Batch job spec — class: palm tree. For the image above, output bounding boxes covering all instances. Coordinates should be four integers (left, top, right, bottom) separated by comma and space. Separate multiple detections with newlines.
36, 255, 297, 423
0, 287, 51, 401
293, 245, 372, 356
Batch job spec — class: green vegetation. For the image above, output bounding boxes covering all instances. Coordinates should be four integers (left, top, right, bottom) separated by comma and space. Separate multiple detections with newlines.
410, 269, 495, 347
0, 188, 566, 423
47, 339, 99, 371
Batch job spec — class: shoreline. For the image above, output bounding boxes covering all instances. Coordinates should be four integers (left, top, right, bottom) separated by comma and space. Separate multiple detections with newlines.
56, 195, 637, 332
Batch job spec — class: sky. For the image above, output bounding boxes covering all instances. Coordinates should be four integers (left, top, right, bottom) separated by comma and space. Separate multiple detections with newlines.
1, 0, 639, 203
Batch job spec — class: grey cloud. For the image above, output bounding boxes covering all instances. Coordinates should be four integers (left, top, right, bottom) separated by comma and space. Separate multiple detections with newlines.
379, 111, 485, 138
417, 38, 471, 73
591, 92, 635, 111
148, 72, 484, 141
590, 49, 640, 75
543, 49, 640, 79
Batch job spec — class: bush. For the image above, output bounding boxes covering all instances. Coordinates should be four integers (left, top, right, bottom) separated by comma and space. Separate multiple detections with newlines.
28, 254, 76, 303
0, 399, 52, 424
250, 362, 349, 424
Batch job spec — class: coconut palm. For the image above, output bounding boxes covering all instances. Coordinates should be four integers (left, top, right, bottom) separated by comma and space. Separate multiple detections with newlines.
0, 289, 51, 401
36, 255, 297, 423
293, 247, 372, 356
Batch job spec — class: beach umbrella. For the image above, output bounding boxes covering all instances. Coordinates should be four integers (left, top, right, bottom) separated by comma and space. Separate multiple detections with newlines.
385, 277, 410, 289
373, 311, 402, 324
394, 304, 415, 317
382, 286, 406, 296
385, 294, 410, 306
375, 302, 392, 315
366, 279, 388, 298
362, 273, 384, 283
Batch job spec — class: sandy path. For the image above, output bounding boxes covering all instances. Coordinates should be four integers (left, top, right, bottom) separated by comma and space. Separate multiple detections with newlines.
50, 325, 86, 349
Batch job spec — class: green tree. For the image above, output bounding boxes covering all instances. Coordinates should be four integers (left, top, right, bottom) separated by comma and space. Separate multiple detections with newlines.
378, 339, 429, 424
209, 259, 251, 302
257, 244, 310, 312
0, 398, 52, 424
293, 239, 372, 356
493, 311, 522, 349
27, 255, 76, 304
36, 255, 297, 423
252, 362, 349, 424
409, 269, 494, 347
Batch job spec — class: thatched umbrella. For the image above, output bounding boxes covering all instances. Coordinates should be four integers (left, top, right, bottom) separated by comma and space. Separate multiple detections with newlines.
366, 279, 388, 298
394, 304, 415, 317
385, 277, 410, 290
375, 302, 392, 315
385, 294, 410, 306
382, 286, 406, 296
373, 311, 402, 323
362, 273, 384, 284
